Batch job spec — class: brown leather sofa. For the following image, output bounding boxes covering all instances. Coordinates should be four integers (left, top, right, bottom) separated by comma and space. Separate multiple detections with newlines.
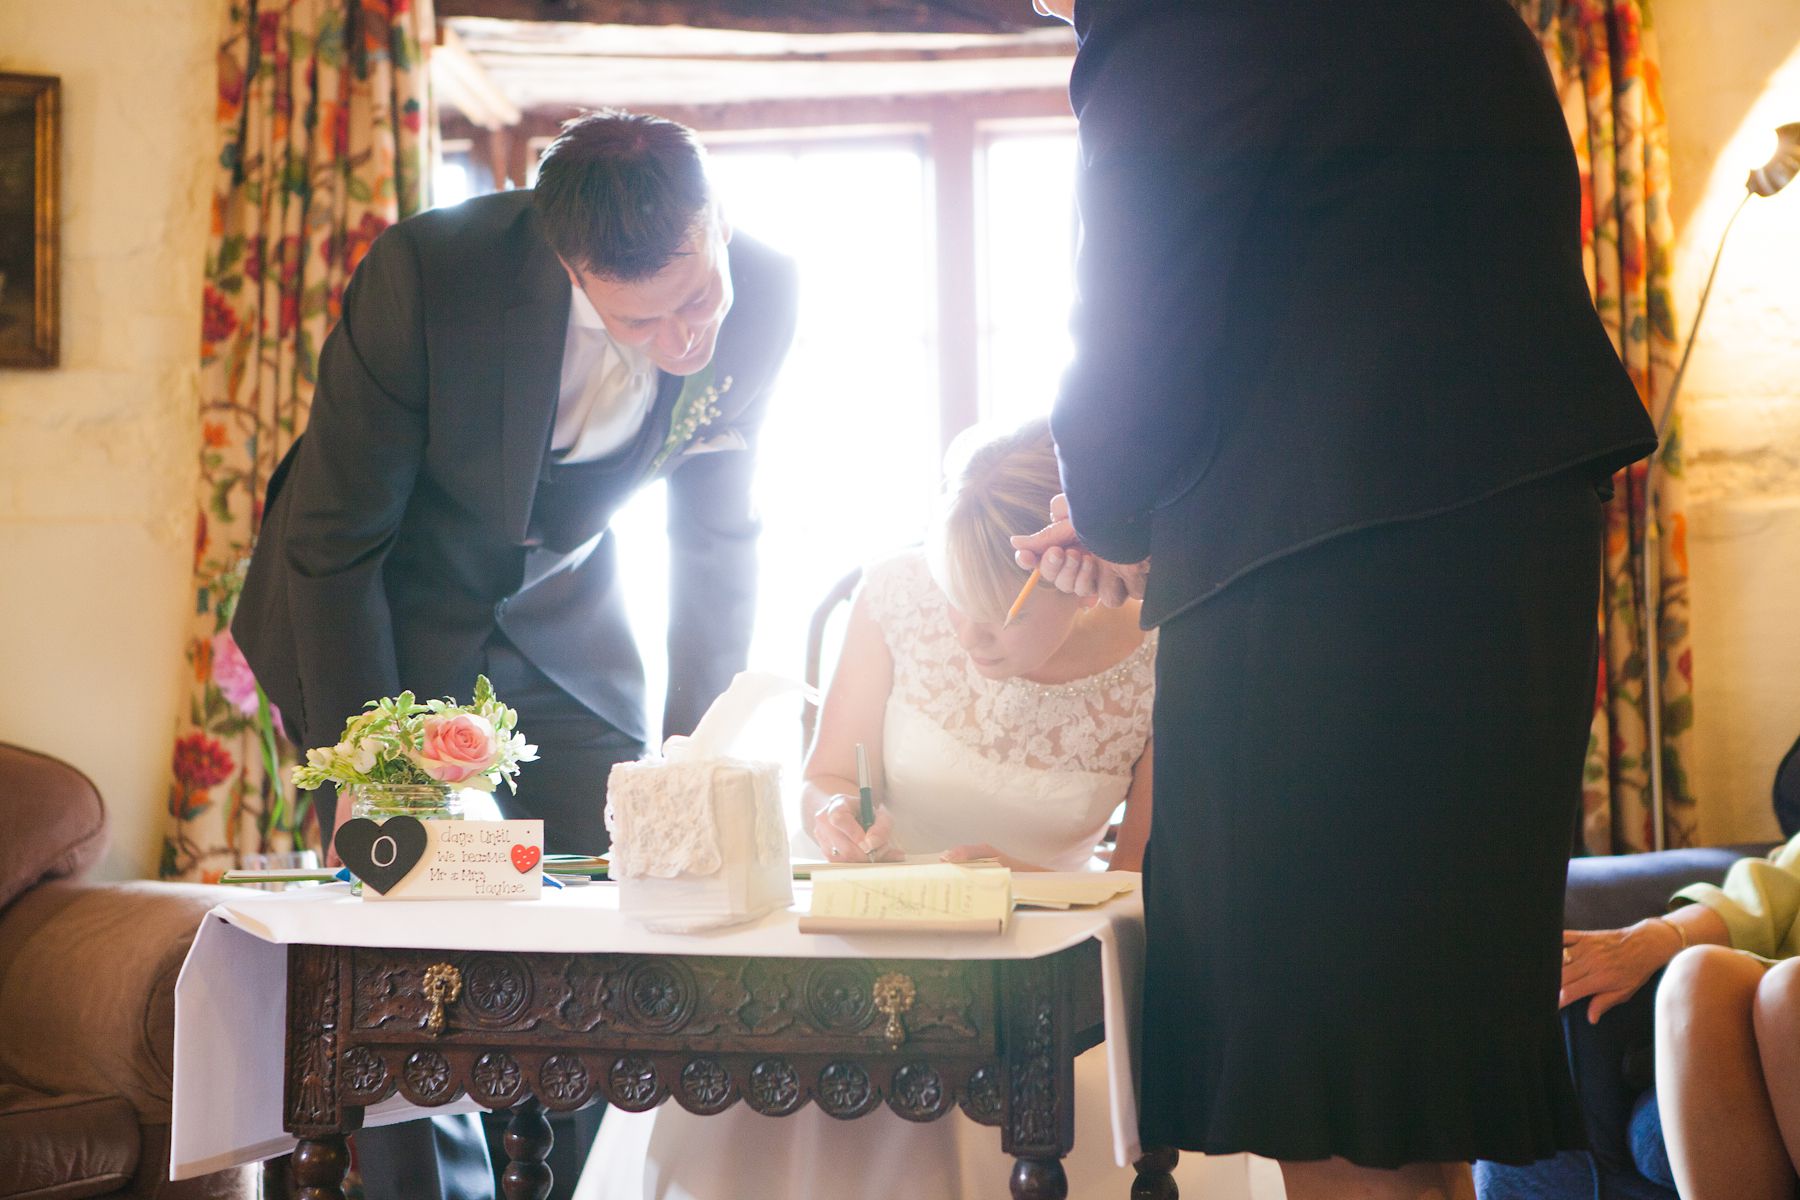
0, 742, 256, 1199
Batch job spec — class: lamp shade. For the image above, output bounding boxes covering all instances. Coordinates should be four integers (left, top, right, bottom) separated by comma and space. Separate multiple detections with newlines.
1747, 122, 1800, 197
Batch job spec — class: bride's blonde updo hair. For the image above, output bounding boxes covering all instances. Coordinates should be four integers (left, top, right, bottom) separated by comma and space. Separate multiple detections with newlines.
928, 418, 1061, 626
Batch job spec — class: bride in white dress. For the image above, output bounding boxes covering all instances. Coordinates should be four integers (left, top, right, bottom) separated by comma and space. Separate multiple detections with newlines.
574, 420, 1278, 1200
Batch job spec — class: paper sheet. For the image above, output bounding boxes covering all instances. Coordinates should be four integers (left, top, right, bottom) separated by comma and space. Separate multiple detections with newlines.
1013, 873, 1138, 910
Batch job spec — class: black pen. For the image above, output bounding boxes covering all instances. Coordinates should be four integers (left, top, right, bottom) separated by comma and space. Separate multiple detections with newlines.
855, 743, 875, 831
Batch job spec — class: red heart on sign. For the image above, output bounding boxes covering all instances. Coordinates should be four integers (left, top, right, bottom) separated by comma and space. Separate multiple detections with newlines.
510, 844, 541, 874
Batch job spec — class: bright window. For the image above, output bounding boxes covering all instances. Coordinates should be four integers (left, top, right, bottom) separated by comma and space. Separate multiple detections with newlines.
612, 138, 942, 760
979, 129, 1079, 429
433, 139, 481, 208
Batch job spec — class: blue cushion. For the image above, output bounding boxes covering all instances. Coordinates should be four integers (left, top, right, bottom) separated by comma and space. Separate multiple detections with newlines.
1475, 1146, 1680, 1200
1475, 1151, 1595, 1200
1628, 1088, 1673, 1189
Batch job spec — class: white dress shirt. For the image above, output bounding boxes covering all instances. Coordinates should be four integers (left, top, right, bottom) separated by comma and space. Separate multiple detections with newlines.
550, 284, 658, 464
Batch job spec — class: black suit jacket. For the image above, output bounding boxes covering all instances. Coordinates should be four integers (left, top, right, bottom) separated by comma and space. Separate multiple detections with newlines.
234, 190, 798, 756
1053, 0, 1657, 627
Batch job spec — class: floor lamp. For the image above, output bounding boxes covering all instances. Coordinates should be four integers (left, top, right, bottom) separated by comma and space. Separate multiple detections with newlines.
1643, 122, 1800, 851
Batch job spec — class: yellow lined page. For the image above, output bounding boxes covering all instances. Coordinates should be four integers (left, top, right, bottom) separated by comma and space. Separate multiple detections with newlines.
799, 863, 1012, 934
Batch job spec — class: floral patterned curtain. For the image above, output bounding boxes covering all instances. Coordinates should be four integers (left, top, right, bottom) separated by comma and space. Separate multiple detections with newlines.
161, 0, 433, 880
1512, 0, 1695, 853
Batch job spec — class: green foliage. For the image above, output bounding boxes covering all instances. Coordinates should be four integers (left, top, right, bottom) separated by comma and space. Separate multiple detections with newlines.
217, 236, 246, 275
209, 472, 242, 523
1584, 728, 1606, 783
282, 155, 309, 198
1662, 694, 1694, 738
296, 329, 317, 384
1663, 747, 1693, 809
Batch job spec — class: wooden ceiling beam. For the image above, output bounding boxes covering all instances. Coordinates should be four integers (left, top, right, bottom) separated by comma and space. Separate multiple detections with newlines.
435, 0, 1058, 36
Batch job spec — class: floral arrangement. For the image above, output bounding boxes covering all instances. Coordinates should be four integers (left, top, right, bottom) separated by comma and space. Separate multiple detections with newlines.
292, 676, 538, 794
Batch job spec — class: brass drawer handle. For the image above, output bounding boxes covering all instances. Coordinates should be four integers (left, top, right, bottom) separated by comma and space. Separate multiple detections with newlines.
871, 972, 916, 1049
422, 963, 462, 1036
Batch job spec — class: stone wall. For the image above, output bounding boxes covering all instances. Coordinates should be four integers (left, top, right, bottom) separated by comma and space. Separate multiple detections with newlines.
0, 0, 221, 878
1660, 0, 1800, 842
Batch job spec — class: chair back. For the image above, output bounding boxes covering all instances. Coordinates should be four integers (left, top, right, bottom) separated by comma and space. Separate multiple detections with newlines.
800, 567, 863, 755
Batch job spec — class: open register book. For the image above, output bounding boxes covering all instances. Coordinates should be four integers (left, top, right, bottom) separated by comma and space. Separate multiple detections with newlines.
798, 861, 1013, 934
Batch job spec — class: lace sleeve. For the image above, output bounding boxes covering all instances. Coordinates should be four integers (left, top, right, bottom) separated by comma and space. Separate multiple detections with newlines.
857, 551, 934, 653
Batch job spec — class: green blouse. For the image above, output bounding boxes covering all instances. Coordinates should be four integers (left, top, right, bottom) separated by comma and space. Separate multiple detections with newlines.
1674, 834, 1800, 961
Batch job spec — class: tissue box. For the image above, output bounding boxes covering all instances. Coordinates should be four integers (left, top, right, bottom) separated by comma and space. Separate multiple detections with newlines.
605, 756, 793, 931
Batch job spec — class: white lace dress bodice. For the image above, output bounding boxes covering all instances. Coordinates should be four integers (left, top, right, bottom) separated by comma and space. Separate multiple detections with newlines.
862, 552, 1156, 871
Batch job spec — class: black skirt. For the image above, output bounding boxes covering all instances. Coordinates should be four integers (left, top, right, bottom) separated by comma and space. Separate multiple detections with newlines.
1138, 468, 1601, 1167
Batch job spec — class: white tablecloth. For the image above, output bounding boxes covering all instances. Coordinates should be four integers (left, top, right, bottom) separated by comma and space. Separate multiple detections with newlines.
170, 879, 1146, 1180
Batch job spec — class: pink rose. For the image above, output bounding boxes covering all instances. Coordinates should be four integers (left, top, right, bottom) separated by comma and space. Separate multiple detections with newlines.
415, 713, 499, 784
211, 631, 261, 715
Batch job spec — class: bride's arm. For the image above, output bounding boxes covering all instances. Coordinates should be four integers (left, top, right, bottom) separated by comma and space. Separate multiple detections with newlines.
801, 590, 903, 861
1108, 738, 1155, 872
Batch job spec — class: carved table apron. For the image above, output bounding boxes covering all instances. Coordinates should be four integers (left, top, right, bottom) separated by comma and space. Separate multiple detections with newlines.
283, 938, 1176, 1200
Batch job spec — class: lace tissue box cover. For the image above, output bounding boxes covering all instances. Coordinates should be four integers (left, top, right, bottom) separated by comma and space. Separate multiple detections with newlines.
603, 673, 800, 932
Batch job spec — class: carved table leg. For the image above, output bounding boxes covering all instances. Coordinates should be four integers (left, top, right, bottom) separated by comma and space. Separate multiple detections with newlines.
1010, 1156, 1069, 1200
291, 1134, 349, 1200
1131, 1146, 1180, 1199
1000, 953, 1077, 1200
501, 1098, 554, 1200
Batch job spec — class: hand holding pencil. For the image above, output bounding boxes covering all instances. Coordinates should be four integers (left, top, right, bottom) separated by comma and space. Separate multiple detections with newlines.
1009, 493, 1150, 610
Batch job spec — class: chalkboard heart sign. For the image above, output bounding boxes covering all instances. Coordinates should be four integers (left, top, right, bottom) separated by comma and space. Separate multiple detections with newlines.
334, 817, 428, 895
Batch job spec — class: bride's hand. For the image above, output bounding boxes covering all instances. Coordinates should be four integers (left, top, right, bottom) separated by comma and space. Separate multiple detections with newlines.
1011, 494, 1148, 607
813, 796, 905, 863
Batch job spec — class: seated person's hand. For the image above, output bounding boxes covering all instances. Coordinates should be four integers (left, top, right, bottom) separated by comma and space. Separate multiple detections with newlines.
1011, 493, 1148, 608
812, 796, 905, 863
941, 843, 1047, 872
1560, 919, 1687, 1023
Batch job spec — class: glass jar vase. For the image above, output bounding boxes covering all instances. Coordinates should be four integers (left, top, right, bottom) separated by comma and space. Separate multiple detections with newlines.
346, 782, 466, 823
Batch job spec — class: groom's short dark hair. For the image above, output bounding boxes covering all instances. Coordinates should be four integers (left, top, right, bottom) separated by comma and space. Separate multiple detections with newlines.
534, 110, 713, 282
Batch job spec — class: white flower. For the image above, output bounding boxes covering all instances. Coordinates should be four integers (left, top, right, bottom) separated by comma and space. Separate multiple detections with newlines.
351, 736, 383, 774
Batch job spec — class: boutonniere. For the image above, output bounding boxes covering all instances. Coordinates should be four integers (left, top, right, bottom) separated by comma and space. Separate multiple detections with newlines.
649, 368, 734, 473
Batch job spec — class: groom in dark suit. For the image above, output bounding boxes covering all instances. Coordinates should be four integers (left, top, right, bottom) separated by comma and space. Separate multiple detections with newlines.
233, 111, 797, 1200
236, 111, 798, 856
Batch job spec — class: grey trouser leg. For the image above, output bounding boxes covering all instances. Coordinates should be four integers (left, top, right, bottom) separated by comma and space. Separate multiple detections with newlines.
355, 1114, 494, 1200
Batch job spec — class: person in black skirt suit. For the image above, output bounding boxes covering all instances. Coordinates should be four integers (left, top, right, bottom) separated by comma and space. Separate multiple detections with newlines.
1016, 1, 1658, 1197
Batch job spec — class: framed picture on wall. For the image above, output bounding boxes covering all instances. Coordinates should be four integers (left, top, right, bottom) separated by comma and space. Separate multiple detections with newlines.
0, 73, 59, 369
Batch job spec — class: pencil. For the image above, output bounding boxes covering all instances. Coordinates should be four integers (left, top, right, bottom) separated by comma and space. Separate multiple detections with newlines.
1003, 568, 1040, 628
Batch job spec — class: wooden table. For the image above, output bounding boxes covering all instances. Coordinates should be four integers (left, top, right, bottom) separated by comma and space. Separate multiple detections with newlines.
281, 936, 1179, 1200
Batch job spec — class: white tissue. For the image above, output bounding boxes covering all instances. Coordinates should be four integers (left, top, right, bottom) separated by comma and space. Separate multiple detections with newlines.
662, 671, 814, 764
